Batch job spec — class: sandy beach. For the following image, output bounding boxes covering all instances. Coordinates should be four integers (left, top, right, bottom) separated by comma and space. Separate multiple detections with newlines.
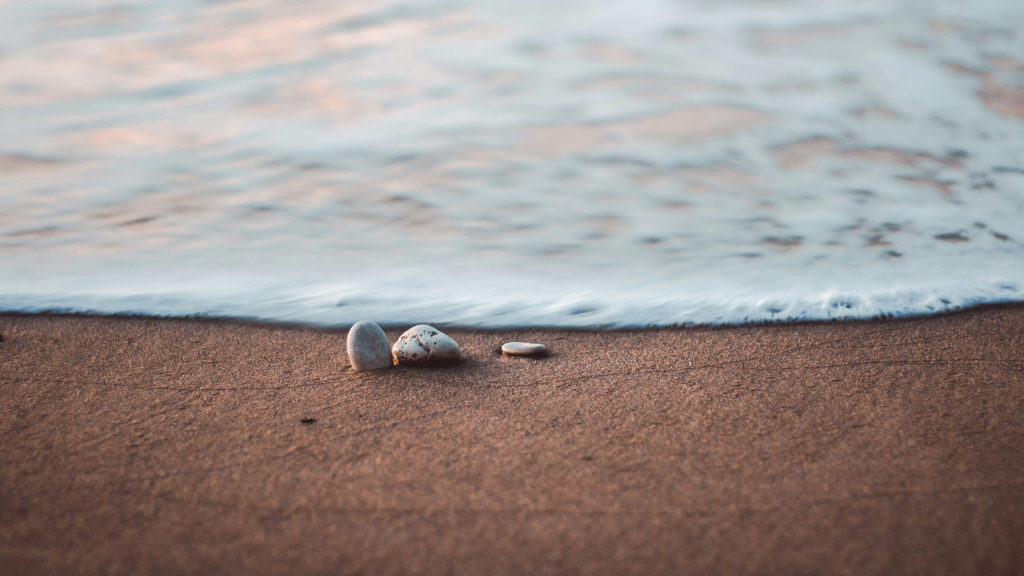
1, 306, 1022, 575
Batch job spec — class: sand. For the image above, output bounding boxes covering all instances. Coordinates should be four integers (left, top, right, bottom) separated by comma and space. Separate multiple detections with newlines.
1, 307, 1022, 575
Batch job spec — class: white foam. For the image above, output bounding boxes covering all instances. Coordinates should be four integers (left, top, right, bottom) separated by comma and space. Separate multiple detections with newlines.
0, 0, 1022, 327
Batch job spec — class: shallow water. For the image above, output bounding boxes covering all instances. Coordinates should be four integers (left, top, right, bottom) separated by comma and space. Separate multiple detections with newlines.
1, 0, 1023, 326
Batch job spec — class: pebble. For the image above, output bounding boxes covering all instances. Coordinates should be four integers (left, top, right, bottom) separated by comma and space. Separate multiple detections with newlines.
346, 320, 393, 371
501, 341, 547, 356
392, 324, 461, 363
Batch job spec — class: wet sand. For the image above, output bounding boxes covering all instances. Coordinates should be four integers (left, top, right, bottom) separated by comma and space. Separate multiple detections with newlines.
1, 307, 1023, 575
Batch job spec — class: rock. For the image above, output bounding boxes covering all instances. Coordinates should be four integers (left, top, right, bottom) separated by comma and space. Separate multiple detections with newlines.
392, 324, 461, 364
346, 321, 392, 371
501, 342, 547, 356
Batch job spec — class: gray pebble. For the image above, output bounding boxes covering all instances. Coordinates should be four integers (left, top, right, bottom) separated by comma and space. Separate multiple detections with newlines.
346, 321, 392, 371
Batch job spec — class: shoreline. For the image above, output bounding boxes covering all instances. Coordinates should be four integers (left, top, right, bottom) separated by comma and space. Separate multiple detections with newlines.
2, 306, 1023, 574
2, 299, 1023, 331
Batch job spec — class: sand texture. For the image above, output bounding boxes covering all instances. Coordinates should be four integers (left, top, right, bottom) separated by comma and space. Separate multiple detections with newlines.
1, 307, 1023, 575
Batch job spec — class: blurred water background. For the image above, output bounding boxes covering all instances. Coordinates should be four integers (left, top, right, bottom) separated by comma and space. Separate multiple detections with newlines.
1, 0, 1023, 326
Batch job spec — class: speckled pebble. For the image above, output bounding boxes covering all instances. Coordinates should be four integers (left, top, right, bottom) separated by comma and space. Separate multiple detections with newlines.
501, 342, 547, 356
346, 321, 393, 371
392, 324, 461, 364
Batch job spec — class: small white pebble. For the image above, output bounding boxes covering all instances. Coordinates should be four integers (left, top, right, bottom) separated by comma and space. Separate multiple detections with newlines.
501, 342, 547, 356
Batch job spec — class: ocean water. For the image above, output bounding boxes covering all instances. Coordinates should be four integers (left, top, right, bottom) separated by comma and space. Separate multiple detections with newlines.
1, 0, 1022, 327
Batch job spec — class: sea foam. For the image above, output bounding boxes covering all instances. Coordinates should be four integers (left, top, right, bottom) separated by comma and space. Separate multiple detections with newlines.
0, 0, 1022, 327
